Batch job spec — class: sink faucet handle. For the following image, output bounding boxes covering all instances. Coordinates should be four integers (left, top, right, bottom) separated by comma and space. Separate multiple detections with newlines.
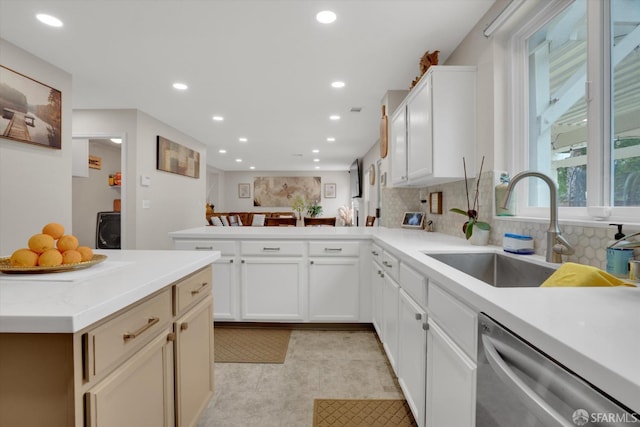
553, 234, 575, 256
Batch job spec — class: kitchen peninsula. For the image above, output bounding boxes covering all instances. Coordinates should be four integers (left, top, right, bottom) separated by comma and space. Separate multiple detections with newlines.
0, 250, 219, 427
171, 226, 640, 425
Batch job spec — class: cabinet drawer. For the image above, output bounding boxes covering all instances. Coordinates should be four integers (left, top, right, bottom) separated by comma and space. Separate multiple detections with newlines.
428, 282, 477, 361
400, 263, 426, 309
86, 288, 172, 379
309, 241, 359, 256
174, 266, 212, 316
371, 244, 383, 262
174, 239, 235, 256
381, 251, 399, 282
241, 240, 304, 256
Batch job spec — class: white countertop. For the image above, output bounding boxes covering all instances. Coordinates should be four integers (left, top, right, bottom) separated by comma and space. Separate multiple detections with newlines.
0, 250, 219, 333
170, 226, 640, 411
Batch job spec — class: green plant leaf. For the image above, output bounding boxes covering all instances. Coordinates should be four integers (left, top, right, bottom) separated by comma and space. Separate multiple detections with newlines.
465, 217, 475, 239
475, 221, 491, 231
450, 208, 468, 216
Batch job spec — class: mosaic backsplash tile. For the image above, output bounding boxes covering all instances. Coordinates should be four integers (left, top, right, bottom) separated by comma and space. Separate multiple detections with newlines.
381, 170, 638, 270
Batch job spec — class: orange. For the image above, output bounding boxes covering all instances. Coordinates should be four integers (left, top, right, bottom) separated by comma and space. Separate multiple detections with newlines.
38, 249, 63, 267
42, 222, 65, 240
62, 250, 82, 265
77, 246, 94, 262
57, 235, 79, 252
28, 233, 55, 254
10, 248, 39, 267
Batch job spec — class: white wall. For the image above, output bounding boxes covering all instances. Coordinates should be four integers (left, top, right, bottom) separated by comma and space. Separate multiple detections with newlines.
0, 39, 73, 255
73, 109, 207, 249
220, 170, 351, 220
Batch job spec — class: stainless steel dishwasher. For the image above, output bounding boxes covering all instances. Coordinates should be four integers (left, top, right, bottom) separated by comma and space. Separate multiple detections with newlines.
476, 313, 638, 427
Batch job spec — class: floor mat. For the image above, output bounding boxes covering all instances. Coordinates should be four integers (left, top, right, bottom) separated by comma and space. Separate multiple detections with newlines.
313, 399, 417, 427
214, 327, 291, 363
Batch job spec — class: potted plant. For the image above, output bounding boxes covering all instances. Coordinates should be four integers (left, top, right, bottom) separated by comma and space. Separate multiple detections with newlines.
291, 194, 305, 220
306, 201, 323, 218
450, 156, 491, 245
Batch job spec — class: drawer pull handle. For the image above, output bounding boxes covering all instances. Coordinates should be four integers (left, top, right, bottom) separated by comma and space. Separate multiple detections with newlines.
324, 248, 342, 252
191, 282, 209, 295
383, 261, 392, 268
180, 322, 189, 331
195, 246, 213, 250
123, 317, 159, 341
263, 247, 281, 251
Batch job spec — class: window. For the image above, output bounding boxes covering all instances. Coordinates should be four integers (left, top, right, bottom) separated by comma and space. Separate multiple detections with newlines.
512, 0, 640, 220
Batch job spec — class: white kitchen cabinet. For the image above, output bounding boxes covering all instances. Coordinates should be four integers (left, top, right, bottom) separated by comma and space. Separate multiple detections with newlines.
390, 104, 408, 186
382, 272, 400, 372
391, 66, 477, 187
212, 257, 238, 320
426, 320, 476, 427
371, 258, 385, 337
309, 257, 360, 321
240, 257, 305, 320
398, 289, 427, 427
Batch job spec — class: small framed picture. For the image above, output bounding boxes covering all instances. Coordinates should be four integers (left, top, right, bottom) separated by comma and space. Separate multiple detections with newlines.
238, 183, 250, 198
401, 212, 424, 229
324, 183, 336, 198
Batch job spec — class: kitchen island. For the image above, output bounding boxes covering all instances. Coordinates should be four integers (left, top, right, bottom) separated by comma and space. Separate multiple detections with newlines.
0, 249, 219, 427
170, 226, 640, 424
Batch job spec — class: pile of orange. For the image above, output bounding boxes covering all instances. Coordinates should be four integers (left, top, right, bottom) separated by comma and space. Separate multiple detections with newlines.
9, 223, 94, 268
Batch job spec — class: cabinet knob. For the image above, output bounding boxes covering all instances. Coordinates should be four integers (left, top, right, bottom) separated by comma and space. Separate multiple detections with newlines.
415, 313, 422, 321
166, 332, 176, 342
180, 322, 189, 331
310, 260, 314, 265
241, 260, 245, 264
422, 322, 429, 331
230, 259, 234, 263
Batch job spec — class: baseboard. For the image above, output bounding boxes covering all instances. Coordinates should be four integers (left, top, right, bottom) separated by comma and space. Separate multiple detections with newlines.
213, 321, 375, 331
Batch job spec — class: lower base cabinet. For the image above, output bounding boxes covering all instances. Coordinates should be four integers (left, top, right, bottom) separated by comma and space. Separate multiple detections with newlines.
212, 257, 237, 320
308, 257, 360, 321
398, 289, 427, 427
382, 275, 400, 371
85, 328, 175, 427
175, 297, 214, 427
426, 321, 476, 427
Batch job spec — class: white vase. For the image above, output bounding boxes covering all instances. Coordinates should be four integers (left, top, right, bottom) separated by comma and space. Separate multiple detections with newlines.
469, 228, 490, 246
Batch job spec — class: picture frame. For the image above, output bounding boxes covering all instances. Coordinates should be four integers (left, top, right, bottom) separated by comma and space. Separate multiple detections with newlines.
156, 135, 200, 178
0, 65, 62, 149
324, 183, 336, 199
238, 183, 251, 198
401, 212, 424, 229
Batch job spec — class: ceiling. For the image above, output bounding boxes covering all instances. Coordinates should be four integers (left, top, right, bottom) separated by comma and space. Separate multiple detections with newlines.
0, 0, 495, 171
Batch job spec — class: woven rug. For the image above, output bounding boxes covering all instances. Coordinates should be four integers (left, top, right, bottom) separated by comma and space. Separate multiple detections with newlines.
214, 327, 291, 363
313, 399, 417, 427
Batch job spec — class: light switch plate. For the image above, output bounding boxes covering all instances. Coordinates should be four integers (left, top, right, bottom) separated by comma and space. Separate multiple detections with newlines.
142, 199, 150, 209
140, 175, 151, 187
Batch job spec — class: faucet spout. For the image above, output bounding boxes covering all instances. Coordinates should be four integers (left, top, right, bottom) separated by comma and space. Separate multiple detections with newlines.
501, 170, 574, 263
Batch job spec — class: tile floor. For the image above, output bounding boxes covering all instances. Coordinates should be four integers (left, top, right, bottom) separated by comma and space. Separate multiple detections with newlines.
196, 329, 405, 427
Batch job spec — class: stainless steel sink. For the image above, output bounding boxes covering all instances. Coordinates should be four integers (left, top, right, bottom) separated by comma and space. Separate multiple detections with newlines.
425, 252, 557, 288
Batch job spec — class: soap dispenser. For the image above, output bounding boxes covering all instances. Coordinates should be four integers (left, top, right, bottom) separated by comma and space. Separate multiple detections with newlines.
606, 224, 635, 277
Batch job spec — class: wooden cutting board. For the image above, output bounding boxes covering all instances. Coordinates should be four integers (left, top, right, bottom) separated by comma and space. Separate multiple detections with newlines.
380, 105, 388, 159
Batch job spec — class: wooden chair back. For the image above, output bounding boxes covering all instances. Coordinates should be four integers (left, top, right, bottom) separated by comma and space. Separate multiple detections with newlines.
366, 216, 376, 226
303, 217, 336, 227
264, 217, 297, 227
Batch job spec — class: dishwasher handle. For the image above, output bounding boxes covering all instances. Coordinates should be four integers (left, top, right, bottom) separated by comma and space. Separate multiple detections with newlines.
481, 334, 574, 427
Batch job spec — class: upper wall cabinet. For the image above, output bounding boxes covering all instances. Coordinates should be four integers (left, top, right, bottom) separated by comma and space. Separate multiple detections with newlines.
389, 66, 476, 187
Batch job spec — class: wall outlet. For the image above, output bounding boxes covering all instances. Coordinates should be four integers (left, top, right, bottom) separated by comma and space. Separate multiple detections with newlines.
142, 199, 150, 209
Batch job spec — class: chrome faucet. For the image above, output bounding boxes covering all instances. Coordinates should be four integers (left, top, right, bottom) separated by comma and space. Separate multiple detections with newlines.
501, 171, 575, 263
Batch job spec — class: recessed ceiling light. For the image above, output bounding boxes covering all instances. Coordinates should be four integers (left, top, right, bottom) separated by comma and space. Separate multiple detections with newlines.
312, 149, 319, 153
238, 137, 248, 142
110, 138, 122, 144
172, 82, 188, 90
315, 166, 321, 169
316, 10, 336, 24
249, 166, 255, 170
218, 149, 227, 154
331, 81, 345, 88
329, 115, 340, 120
212, 116, 224, 121
235, 158, 242, 163
326, 137, 336, 142
313, 158, 320, 162
36, 13, 63, 27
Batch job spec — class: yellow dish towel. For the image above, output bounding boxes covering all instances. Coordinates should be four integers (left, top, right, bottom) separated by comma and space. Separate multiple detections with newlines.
541, 262, 636, 287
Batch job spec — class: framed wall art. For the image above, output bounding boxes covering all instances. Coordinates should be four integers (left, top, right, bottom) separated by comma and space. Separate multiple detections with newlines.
253, 176, 321, 207
156, 135, 200, 178
324, 183, 336, 198
0, 65, 62, 149
238, 183, 250, 198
